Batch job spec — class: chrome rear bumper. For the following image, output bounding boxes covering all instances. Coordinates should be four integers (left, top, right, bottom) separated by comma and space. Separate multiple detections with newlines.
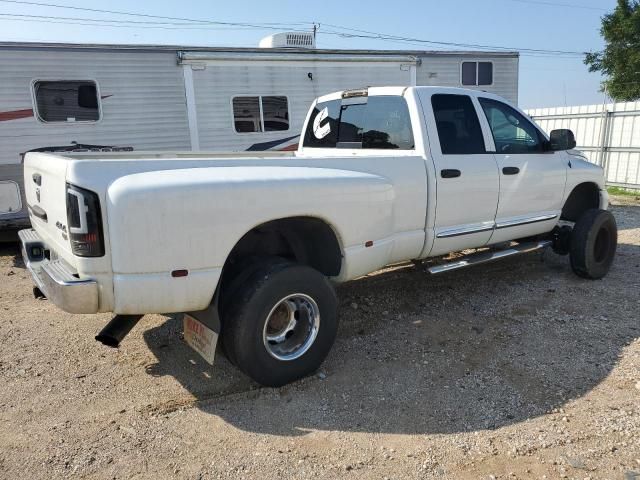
18, 229, 99, 314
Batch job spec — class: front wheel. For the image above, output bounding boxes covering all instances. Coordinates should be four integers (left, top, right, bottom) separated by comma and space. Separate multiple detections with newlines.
222, 258, 338, 387
569, 209, 617, 279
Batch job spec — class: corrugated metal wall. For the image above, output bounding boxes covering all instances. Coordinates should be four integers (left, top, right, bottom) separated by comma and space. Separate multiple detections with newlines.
527, 101, 640, 189
0, 47, 191, 165
416, 56, 519, 104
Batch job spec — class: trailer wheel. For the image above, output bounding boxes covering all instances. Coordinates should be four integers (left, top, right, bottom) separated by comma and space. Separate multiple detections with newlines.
222, 258, 338, 387
569, 209, 617, 279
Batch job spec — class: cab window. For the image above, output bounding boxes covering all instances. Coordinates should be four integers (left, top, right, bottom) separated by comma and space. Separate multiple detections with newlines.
302, 96, 414, 150
478, 98, 544, 154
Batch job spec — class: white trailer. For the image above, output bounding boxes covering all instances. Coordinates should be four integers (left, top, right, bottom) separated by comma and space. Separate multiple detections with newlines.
0, 35, 519, 230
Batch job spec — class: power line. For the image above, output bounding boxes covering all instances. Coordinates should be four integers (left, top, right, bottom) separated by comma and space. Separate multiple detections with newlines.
496, 0, 608, 11
0, 12, 311, 31
0, 15, 306, 32
0, 0, 592, 57
0, 0, 313, 28
320, 23, 588, 56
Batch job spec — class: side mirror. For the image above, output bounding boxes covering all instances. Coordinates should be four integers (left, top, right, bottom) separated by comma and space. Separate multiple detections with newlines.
549, 129, 576, 151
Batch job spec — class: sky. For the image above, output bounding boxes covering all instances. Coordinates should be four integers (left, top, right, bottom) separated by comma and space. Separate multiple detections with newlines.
0, 0, 615, 108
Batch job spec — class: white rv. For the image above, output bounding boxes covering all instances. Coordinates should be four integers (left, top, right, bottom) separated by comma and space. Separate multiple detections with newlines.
0, 33, 519, 230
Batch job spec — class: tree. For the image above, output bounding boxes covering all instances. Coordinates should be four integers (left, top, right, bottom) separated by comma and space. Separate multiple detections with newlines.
585, 0, 640, 101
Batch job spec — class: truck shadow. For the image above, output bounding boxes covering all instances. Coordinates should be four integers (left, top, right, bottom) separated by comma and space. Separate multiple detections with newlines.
0, 241, 23, 268
142, 204, 640, 436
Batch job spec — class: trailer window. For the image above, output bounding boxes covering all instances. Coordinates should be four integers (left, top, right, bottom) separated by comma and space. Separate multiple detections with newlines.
233, 96, 262, 133
461, 62, 493, 86
262, 96, 289, 131
233, 96, 290, 133
33, 80, 100, 123
431, 94, 486, 155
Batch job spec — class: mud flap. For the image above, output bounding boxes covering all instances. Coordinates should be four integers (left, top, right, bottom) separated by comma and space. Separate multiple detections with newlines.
183, 294, 221, 365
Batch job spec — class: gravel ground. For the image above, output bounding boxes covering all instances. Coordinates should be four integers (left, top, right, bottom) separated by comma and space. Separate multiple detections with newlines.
0, 198, 639, 480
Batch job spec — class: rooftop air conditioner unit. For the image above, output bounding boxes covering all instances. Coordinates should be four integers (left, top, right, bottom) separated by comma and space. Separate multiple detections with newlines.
259, 32, 316, 49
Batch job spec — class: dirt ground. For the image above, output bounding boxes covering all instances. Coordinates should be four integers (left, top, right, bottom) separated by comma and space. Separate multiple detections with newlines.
0, 198, 639, 480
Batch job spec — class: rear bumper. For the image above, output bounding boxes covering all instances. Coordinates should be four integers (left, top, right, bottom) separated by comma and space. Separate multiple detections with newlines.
19, 229, 99, 314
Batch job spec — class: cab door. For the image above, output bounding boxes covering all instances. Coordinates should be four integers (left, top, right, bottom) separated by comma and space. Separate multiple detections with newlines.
476, 97, 567, 244
422, 92, 500, 256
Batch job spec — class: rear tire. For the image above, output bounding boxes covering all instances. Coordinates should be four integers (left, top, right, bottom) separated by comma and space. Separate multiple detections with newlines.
222, 258, 338, 387
569, 209, 617, 279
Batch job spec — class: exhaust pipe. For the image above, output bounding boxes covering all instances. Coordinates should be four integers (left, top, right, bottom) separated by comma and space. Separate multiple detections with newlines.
95, 315, 143, 348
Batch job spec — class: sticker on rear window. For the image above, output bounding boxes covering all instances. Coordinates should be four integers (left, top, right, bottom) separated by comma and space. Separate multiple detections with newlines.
313, 107, 331, 139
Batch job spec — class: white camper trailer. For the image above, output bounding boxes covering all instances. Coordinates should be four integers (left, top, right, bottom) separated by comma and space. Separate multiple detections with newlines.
0, 36, 519, 230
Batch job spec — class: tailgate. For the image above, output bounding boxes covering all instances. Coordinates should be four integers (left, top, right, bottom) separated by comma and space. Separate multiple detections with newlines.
23, 153, 75, 263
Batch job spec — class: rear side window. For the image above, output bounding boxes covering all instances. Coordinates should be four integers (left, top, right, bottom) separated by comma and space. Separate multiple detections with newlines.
33, 80, 100, 123
431, 94, 486, 155
303, 96, 414, 150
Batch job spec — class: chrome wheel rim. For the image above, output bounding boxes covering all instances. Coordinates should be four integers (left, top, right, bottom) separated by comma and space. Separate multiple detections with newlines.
262, 293, 320, 361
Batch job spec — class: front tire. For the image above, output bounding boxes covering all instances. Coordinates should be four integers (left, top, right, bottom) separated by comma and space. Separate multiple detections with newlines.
222, 258, 338, 387
569, 209, 617, 279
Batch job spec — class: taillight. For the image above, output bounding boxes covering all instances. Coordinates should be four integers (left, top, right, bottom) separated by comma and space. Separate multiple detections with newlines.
66, 183, 104, 257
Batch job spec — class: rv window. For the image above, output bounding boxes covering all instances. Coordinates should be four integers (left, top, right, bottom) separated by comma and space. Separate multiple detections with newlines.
262, 96, 289, 131
33, 80, 100, 122
233, 96, 262, 133
233, 95, 290, 133
478, 62, 493, 85
461, 63, 477, 86
461, 62, 493, 86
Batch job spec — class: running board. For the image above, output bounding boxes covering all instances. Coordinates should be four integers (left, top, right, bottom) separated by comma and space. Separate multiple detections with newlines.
427, 240, 552, 275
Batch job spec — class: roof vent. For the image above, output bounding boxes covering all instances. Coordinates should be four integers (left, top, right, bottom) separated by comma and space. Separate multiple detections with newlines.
259, 32, 315, 49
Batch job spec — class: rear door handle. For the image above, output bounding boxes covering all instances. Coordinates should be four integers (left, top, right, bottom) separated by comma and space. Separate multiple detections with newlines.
502, 167, 520, 175
441, 169, 461, 178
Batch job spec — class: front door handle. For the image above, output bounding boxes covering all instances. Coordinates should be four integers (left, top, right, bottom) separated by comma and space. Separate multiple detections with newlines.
502, 166, 520, 175
441, 169, 461, 178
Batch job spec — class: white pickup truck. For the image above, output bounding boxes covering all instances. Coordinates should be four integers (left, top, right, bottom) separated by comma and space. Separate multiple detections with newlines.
19, 86, 617, 387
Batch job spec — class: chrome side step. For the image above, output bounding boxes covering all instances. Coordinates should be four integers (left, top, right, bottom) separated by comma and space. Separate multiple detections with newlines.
427, 240, 552, 275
